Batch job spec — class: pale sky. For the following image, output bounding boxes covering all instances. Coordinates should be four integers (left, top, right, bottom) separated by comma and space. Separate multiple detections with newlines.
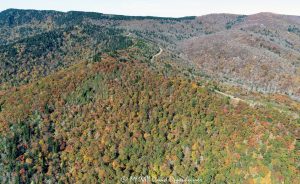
0, 0, 299, 17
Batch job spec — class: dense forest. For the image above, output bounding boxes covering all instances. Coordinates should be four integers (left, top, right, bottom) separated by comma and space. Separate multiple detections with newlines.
0, 9, 299, 183
0, 24, 132, 89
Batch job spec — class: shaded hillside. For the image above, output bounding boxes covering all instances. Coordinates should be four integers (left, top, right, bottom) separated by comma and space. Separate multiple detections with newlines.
0, 9, 196, 87
0, 23, 132, 88
0, 9, 196, 45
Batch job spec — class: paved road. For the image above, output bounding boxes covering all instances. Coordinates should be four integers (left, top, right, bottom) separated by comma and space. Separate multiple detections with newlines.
215, 90, 246, 103
126, 32, 132, 37
151, 47, 163, 62
214, 90, 299, 119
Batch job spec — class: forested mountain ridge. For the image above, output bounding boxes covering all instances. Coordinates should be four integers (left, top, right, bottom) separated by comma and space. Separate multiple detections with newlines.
0, 24, 132, 88
1, 9, 300, 98
0, 9, 299, 183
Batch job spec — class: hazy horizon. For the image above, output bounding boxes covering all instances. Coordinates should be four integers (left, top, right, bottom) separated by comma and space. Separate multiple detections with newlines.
0, 0, 299, 18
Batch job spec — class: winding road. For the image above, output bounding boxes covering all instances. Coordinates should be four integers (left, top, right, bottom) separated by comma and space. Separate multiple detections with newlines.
215, 90, 248, 104
126, 32, 132, 37
214, 90, 299, 119
125, 32, 163, 62
151, 47, 163, 62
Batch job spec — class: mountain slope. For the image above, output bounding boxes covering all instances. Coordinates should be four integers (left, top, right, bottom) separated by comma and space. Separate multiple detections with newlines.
0, 44, 299, 183
0, 9, 299, 183
180, 13, 300, 98
1, 9, 300, 98
0, 23, 132, 88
